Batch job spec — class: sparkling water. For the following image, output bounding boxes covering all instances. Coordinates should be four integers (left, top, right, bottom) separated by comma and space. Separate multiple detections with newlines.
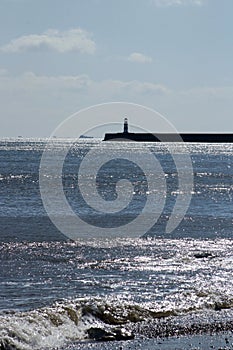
0, 139, 232, 349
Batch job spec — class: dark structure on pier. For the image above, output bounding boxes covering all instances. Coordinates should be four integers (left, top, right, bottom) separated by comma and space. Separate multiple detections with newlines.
103, 118, 233, 143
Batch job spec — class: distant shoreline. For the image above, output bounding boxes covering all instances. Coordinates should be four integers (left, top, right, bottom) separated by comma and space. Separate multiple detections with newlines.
104, 132, 233, 143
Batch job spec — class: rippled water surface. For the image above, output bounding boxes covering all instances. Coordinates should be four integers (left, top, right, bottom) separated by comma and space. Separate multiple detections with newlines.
0, 139, 232, 349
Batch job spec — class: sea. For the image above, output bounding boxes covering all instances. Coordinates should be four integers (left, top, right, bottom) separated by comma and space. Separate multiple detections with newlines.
0, 138, 233, 350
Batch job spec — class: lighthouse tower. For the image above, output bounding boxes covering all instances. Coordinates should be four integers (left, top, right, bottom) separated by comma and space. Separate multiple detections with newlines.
123, 118, 128, 133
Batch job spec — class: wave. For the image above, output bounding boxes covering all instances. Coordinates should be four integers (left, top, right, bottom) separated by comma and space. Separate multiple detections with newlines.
1, 294, 233, 350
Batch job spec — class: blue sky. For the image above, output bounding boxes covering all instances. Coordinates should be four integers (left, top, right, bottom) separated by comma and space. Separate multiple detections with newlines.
0, 0, 233, 136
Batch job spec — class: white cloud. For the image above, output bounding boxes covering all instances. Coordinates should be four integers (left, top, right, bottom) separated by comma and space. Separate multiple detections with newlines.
181, 86, 233, 99
153, 0, 205, 7
127, 52, 153, 63
4, 72, 233, 103
1, 71, 233, 135
0, 72, 170, 136
0, 72, 169, 96
0, 28, 96, 54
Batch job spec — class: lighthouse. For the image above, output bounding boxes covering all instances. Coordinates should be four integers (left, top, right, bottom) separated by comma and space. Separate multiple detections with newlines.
123, 118, 128, 133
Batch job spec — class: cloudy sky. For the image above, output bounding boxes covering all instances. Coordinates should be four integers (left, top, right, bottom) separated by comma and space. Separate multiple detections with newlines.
0, 0, 233, 136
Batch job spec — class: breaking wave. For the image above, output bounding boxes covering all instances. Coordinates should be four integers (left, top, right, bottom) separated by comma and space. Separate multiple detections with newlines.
1, 293, 233, 350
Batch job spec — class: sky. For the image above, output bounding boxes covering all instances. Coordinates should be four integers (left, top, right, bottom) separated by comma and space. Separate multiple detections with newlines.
0, 0, 233, 137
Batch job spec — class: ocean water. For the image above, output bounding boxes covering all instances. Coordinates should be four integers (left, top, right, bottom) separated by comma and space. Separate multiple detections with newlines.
0, 139, 233, 349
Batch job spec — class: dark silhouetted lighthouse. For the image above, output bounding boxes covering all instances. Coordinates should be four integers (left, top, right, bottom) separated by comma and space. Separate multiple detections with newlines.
123, 118, 128, 133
